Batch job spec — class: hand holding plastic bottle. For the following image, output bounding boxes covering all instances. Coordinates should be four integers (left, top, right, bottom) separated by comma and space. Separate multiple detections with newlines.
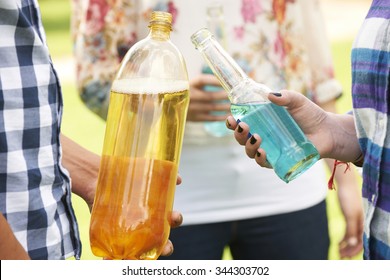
226, 90, 363, 167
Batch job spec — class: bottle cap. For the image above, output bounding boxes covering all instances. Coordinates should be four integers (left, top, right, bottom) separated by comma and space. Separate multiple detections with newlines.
149, 11, 172, 30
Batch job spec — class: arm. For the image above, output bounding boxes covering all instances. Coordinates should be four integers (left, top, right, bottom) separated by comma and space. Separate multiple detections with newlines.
60, 134, 100, 210
0, 213, 30, 260
300, 1, 363, 258
321, 101, 363, 258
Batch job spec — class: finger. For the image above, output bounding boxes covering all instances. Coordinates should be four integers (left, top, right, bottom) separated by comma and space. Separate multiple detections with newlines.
207, 101, 230, 112
170, 211, 183, 228
160, 239, 174, 257
191, 74, 223, 92
176, 174, 182, 185
226, 116, 237, 130
189, 101, 229, 115
204, 90, 229, 102
234, 122, 251, 145
254, 148, 272, 168
268, 90, 309, 113
245, 134, 260, 158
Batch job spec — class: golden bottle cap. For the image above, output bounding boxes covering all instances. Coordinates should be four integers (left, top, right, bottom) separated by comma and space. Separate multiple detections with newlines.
149, 11, 172, 31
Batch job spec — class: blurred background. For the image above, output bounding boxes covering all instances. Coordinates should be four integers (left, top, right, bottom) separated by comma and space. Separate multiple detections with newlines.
37, 0, 371, 260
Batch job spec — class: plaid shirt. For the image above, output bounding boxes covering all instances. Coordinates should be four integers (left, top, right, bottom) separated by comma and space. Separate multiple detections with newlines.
0, 0, 81, 259
352, 0, 390, 259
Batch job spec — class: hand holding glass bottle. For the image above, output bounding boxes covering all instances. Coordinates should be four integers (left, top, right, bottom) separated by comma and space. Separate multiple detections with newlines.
191, 28, 320, 183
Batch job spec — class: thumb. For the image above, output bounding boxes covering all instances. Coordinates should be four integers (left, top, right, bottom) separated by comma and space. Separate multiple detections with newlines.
268, 90, 308, 109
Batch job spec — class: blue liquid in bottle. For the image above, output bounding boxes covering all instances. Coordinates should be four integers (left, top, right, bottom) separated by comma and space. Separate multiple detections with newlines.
231, 102, 320, 182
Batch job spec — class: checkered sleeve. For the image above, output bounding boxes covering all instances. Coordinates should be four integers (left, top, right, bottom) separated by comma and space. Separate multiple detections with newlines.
0, 0, 81, 260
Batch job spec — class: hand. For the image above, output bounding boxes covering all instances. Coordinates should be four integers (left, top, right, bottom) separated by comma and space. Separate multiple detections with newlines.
226, 90, 360, 166
160, 174, 183, 257
187, 74, 230, 122
102, 174, 184, 259
336, 179, 364, 258
160, 210, 184, 257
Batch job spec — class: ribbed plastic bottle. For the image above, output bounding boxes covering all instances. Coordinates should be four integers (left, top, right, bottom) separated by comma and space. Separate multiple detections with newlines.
191, 28, 319, 183
89, 11, 190, 260
202, 2, 231, 137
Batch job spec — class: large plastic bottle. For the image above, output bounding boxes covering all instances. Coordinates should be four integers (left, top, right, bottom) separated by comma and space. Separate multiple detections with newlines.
191, 28, 319, 183
89, 11, 190, 260
202, 2, 232, 137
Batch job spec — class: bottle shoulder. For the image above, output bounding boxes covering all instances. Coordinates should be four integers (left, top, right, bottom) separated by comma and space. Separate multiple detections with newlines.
229, 79, 272, 104
117, 37, 188, 81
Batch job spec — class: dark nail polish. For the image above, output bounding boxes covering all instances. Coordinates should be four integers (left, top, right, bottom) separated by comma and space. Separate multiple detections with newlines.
237, 125, 243, 133
250, 135, 257, 145
225, 119, 231, 128
271, 92, 282, 97
256, 151, 261, 157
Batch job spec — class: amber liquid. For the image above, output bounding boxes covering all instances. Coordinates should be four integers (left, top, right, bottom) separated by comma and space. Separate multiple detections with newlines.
90, 84, 189, 260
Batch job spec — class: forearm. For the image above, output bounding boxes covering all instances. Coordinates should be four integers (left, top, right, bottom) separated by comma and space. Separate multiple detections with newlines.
325, 112, 362, 163
0, 213, 30, 260
60, 134, 100, 208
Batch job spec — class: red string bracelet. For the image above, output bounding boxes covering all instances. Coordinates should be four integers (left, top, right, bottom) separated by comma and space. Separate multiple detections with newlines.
327, 160, 351, 190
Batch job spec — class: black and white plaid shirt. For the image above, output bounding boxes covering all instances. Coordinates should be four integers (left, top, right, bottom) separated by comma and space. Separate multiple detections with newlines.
0, 0, 81, 259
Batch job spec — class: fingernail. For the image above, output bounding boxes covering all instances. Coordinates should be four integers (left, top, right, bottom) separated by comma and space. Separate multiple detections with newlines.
177, 213, 183, 226
237, 125, 243, 133
256, 151, 261, 157
226, 119, 231, 128
250, 135, 257, 145
271, 92, 282, 97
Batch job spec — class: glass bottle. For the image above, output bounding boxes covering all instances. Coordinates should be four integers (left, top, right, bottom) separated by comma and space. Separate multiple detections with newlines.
202, 3, 231, 137
191, 28, 319, 183
89, 11, 190, 260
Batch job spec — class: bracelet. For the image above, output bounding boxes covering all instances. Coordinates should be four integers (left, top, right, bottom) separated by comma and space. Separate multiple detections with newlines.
327, 160, 351, 190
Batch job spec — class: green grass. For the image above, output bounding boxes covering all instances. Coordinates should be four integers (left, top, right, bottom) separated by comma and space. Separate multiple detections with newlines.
38, 0, 72, 57
38, 0, 362, 260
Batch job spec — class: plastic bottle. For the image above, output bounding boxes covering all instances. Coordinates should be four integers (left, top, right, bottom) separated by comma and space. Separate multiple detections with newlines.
89, 11, 190, 260
191, 28, 319, 183
202, 3, 232, 137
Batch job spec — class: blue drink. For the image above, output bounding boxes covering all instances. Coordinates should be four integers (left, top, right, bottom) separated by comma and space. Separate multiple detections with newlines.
231, 102, 319, 182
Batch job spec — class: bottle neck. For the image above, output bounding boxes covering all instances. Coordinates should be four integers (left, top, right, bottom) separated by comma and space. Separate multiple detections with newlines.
192, 29, 248, 94
149, 24, 171, 40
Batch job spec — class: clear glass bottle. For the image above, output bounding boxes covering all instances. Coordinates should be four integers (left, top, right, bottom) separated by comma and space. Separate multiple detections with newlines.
202, 3, 232, 137
89, 11, 190, 260
191, 28, 319, 183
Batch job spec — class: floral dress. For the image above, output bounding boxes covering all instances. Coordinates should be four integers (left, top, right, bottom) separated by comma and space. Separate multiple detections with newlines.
72, 0, 342, 119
